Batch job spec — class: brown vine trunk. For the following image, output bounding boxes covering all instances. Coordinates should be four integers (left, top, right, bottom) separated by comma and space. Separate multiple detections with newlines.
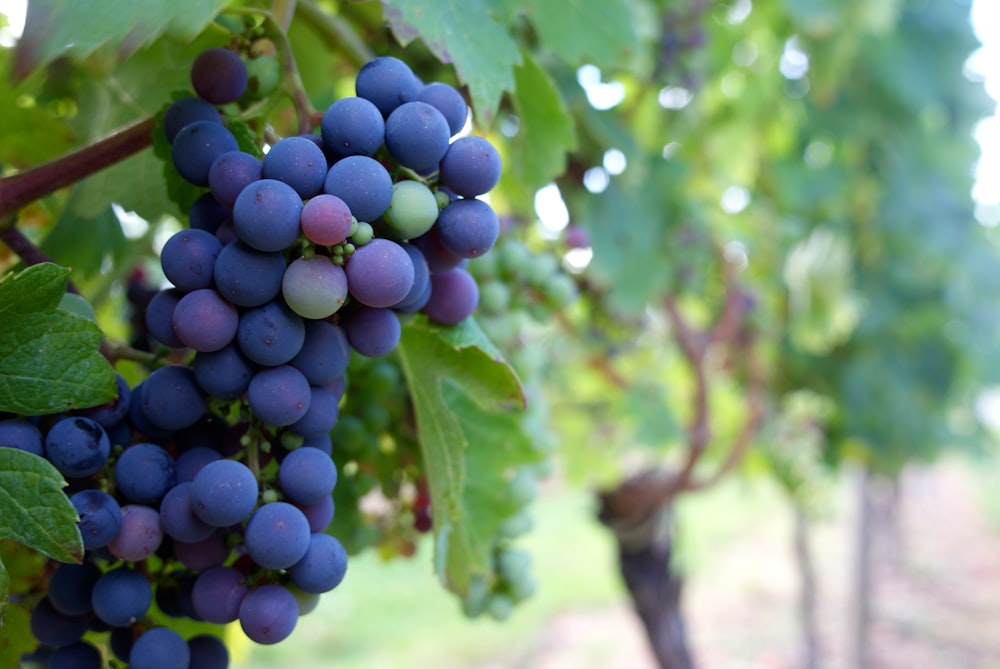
599, 491, 695, 669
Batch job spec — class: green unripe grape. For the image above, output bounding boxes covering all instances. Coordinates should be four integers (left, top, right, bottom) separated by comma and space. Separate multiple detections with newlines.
526, 252, 559, 287
507, 468, 538, 506
512, 345, 545, 378
361, 403, 391, 433
213, 13, 244, 34
289, 585, 321, 616
331, 415, 368, 454
382, 180, 439, 240
497, 510, 534, 539
461, 575, 490, 618
478, 280, 511, 315
507, 572, 538, 602
497, 240, 531, 278
487, 593, 515, 621
58, 292, 96, 321
434, 189, 452, 209
497, 548, 532, 582
243, 55, 281, 100
281, 430, 305, 451
366, 360, 402, 396
351, 221, 375, 246
468, 249, 499, 278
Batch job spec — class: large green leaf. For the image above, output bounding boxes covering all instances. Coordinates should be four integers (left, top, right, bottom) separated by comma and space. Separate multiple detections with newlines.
383, 0, 521, 125
0, 449, 82, 564
395, 317, 528, 595
501, 0, 638, 67
0, 264, 116, 415
504, 50, 577, 201
0, 598, 32, 663
42, 201, 129, 281
13, 0, 229, 80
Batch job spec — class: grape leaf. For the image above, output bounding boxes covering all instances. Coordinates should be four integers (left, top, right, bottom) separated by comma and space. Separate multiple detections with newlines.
13, 0, 229, 81
0, 264, 116, 415
0, 449, 82, 565
395, 317, 527, 595
42, 201, 129, 281
382, 0, 522, 125
501, 0, 638, 67
0, 598, 33, 664
505, 50, 577, 201
0, 558, 6, 625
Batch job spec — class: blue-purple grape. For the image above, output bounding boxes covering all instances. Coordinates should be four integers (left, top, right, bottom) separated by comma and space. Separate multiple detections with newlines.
189, 459, 259, 527
439, 136, 502, 197
296, 494, 335, 533
48, 641, 102, 669
173, 530, 232, 571
193, 344, 255, 399
288, 533, 348, 594
391, 242, 431, 312
174, 446, 222, 483
172, 121, 239, 187
48, 561, 101, 616
76, 373, 131, 428
0, 418, 43, 456
245, 501, 311, 569
209, 150, 262, 209
188, 635, 230, 669
107, 504, 164, 561
70, 489, 121, 549
191, 566, 248, 625
237, 299, 306, 366
114, 442, 176, 505
129, 627, 191, 669
140, 365, 206, 432
290, 319, 351, 387
160, 228, 223, 292
247, 365, 312, 427
355, 56, 421, 118
160, 481, 216, 543
384, 101, 451, 173
189, 192, 232, 234
288, 385, 340, 438
415, 81, 468, 136
343, 307, 401, 357
163, 96, 222, 143
320, 96, 385, 158
172, 288, 239, 353
424, 267, 480, 325
435, 198, 499, 258
91, 567, 152, 627
145, 288, 185, 348
213, 239, 287, 307
239, 584, 299, 645
191, 48, 248, 105
45, 417, 110, 478
262, 136, 328, 198
232, 178, 304, 252
30, 597, 89, 647
278, 446, 337, 505
323, 155, 393, 223
344, 238, 414, 308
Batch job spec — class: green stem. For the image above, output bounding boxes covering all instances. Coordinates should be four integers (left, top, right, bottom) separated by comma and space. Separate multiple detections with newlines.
295, 0, 374, 68
0, 115, 156, 221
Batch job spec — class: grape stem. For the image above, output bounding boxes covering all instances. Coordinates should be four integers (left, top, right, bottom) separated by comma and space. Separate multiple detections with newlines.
0, 224, 81, 295
0, 116, 156, 222
295, 0, 374, 67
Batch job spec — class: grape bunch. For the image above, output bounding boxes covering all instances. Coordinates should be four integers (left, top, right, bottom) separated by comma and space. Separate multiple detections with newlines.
8, 38, 508, 669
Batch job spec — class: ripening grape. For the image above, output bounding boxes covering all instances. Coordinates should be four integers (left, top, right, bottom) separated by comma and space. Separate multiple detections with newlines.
381, 180, 440, 240
191, 47, 248, 105
281, 255, 348, 319
300, 194, 354, 246
423, 267, 480, 325
344, 238, 415, 308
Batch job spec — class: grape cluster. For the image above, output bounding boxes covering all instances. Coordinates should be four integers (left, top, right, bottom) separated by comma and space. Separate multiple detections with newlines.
9, 41, 508, 668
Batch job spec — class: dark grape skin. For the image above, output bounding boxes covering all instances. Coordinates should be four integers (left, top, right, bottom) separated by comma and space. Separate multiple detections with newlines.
237, 299, 306, 366
245, 502, 311, 570
392, 242, 431, 312
423, 267, 480, 325
29, 597, 89, 647
213, 239, 287, 308
288, 385, 341, 438
320, 96, 386, 159
140, 365, 206, 432
0, 418, 43, 455
114, 442, 177, 505
189, 192, 231, 234
71, 489, 122, 549
247, 365, 312, 427
91, 567, 153, 627
129, 627, 191, 669
48, 561, 102, 616
160, 481, 215, 543
323, 155, 393, 223
48, 641, 103, 669
108, 504, 164, 562
173, 288, 239, 353
384, 101, 452, 173
435, 198, 500, 258
344, 238, 415, 308
145, 288, 185, 348
193, 344, 256, 399
191, 47, 248, 105
188, 634, 230, 669
288, 533, 349, 594
191, 566, 249, 624
162, 96, 222, 143
76, 373, 131, 428
416, 82, 469, 136
355, 56, 422, 118
290, 319, 351, 387
209, 150, 262, 209
174, 446, 222, 483
439, 136, 502, 198
189, 459, 259, 527
232, 178, 304, 252
278, 446, 338, 505
44, 417, 110, 478
262, 135, 328, 198
343, 307, 402, 358
173, 530, 232, 572
171, 120, 240, 187
411, 225, 465, 273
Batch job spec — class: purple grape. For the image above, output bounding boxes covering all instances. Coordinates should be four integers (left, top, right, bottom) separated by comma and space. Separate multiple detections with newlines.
239, 584, 298, 645
162, 96, 222, 143
244, 501, 311, 569
344, 238, 415, 308
44, 417, 110, 478
247, 365, 312, 427
30, 597, 89, 647
193, 344, 255, 399
355, 56, 421, 118
435, 198, 499, 258
91, 567, 152, 627
174, 446, 222, 483
76, 373, 131, 428
424, 267, 480, 325
145, 288, 185, 348
189, 459, 259, 527
48, 641, 102, 669
129, 627, 191, 669
173, 530, 232, 571
300, 194, 354, 246
173, 288, 239, 352
0, 418, 43, 455
160, 481, 215, 543
384, 101, 451, 173
290, 319, 351, 386
160, 228, 223, 292
323, 155, 393, 223
191, 566, 249, 624
391, 242, 431, 312
343, 307, 401, 357
209, 150, 262, 209
48, 561, 101, 616
296, 494, 335, 533
191, 47, 248, 105
140, 365, 206, 432
237, 299, 306, 366
288, 533, 348, 594
262, 136, 328, 198
114, 442, 176, 505
278, 446, 337, 505
233, 179, 304, 252
320, 96, 386, 158
288, 385, 340, 438
172, 121, 239, 187
70, 489, 121, 549
189, 192, 232, 234
415, 81, 468, 136
214, 239, 287, 307
439, 136, 502, 197
108, 504, 163, 561
188, 635, 230, 669
411, 224, 465, 273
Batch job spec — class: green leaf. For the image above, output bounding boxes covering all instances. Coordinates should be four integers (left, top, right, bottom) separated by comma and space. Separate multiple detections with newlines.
14, 0, 229, 81
0, 449, 83, 564
0, 598, 33, 664
395, 317, 528, 595
502, 0, 638, 67
505, 50, 577, 197
383, 0, 522, 125
0, 264, 116, 415
42, 201, 129, 281
0, 558, 6, 624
